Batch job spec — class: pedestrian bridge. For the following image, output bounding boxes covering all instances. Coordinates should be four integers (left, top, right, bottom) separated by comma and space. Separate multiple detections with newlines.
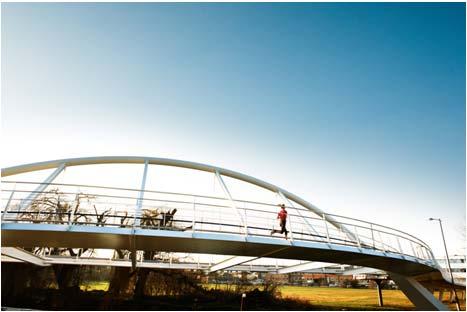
0, 156, 455, 310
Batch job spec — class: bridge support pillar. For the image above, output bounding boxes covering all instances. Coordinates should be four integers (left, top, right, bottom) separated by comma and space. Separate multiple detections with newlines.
389, 272, 449, 311
374, 279, 384, 307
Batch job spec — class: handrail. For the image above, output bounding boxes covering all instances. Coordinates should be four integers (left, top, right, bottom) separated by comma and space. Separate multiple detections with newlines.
0, 181, 431, 242
1, 181, 436, 264
1, 189, 429, 244
0, 210, 416, 258
323, 213, 431, 249
0, 190, 430, 249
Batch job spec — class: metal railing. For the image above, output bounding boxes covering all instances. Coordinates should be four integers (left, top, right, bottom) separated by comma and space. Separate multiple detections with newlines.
1, 181, 436, 265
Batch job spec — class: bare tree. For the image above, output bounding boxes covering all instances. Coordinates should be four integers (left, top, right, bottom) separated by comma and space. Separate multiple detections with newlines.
18, 189, 99, 290
107, 211, 134, 298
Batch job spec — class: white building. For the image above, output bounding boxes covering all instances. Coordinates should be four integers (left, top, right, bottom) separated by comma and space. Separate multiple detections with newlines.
435, 255, 466, 285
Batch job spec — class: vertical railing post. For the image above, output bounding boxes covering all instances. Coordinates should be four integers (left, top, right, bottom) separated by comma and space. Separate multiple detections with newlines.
377, 231, 385, 252
68, 205, 73, 226
396, 237, 403, 254
370, 223, 375, 249
414, 245, 421, 258
134, 160, 149, 228
420, 246, 425, 260
55, 194, 61, 223
243, 202, 248, 236
192, 196, 196, 233
428, 248, 436, 264
200, 213, 204, 232
2, 189, 16, 222
323, 214, 330, 243
423, 247, 430, 261
410, 242, 416, 258
354, 226, 361, 248
287, 213, 294, 241
68, 193, 78, 227
338, 223, 346, 245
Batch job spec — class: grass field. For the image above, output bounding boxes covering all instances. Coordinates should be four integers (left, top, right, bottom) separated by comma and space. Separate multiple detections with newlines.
201, 284, 414, 310
79, 281, 109, 292
278, 286, 414, 310
278, 286, 465, 311
81, 282, 465, 310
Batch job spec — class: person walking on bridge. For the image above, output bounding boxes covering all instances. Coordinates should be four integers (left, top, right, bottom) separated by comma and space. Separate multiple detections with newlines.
271, 204, 288, 239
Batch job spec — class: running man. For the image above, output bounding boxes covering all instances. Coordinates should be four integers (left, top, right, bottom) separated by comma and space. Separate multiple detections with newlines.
271, 204, 288, 238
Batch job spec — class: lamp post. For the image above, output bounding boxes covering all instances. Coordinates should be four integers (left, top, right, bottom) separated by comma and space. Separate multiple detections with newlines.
240, 293, 246, 311
428, 218, 461, 311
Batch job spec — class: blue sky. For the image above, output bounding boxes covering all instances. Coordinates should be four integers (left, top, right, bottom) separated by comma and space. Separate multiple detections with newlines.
2, 3, 465, 256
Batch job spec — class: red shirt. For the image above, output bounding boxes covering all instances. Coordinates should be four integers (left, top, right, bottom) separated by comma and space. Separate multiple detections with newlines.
278, 209, 287, 221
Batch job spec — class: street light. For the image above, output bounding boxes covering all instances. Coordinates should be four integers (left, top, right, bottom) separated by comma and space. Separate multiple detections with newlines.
428, 217, 461, 311
240, 293, 246, 311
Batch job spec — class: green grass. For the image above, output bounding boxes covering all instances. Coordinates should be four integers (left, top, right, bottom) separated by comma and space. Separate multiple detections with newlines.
278, 286, 466, 311
278, 286, 414, 310
79, 281, 109, 292
80, 282, 465, 311
202, 284, 413, 310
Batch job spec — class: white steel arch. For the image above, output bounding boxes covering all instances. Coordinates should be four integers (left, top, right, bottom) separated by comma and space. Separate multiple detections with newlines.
1, 156, 354, 238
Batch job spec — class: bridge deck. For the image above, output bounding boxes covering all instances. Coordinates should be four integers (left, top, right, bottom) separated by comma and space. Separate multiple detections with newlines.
2, 223, 436, 277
